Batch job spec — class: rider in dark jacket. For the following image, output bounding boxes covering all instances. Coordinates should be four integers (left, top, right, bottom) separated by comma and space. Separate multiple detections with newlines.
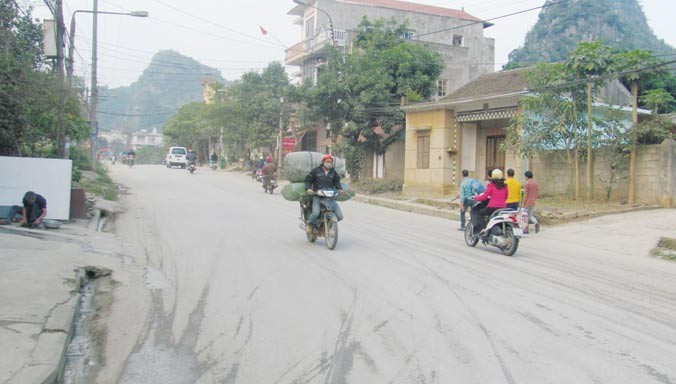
304, 154, 343, 233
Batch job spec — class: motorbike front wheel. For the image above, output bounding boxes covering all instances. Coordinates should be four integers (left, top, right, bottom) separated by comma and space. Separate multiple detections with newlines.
324, 217, 338, 250
500, 226, 519, 256
464, 223, 479, 247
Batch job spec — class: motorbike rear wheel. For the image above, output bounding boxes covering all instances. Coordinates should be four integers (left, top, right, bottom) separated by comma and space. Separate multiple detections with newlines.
464, 223, 479, 247
324, 217, 338, 250
500, 226, 519, 256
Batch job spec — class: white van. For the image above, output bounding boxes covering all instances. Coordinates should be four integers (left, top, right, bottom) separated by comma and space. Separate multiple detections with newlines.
166, 146, 187, 168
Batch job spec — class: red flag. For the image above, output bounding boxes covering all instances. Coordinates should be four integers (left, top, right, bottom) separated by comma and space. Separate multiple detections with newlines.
259, 25, 268, 35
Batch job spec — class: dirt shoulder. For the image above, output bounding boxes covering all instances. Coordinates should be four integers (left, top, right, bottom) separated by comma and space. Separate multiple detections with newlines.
352, 189, 664, 226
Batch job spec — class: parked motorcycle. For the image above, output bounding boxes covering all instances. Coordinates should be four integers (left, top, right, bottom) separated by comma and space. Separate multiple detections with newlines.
262, 173, 278, 194
299, 189, 340, 250
464, 200, 523, 256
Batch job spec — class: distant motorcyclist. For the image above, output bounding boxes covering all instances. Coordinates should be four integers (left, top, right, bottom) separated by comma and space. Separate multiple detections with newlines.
210, 152, 218, 169
186, 149, 196, 167
262, 156, 276, 176
261, 156, 277, 190
304, 154, 343, 234
126, 148, 136, 166
470, 169, 508, 236
253, 156, 265, 179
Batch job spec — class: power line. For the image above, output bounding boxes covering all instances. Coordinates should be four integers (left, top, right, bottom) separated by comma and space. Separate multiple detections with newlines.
150, 0, 286, 49
98, 110, 176, 117
416, 0, 570, 38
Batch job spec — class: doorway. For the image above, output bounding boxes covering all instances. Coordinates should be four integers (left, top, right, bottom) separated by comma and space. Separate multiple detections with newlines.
485, 135, 505, 177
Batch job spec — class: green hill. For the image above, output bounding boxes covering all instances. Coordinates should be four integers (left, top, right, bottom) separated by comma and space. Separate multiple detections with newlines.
507, 0, 676, 67
98, 50, 223, 133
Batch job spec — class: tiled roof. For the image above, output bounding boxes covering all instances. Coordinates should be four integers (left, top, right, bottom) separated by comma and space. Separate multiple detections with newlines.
339, 0, 484, 23
440, 68, 531, 103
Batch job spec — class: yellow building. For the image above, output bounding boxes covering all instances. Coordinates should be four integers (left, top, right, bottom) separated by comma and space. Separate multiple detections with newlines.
402, 68, 529, 196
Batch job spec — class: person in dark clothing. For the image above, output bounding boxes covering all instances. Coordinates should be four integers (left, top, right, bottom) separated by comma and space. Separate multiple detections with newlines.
253, 156, 265, 179
304, 154, 343, 233
261, 156, 277, 189
0, 191, 47, 228
186, 149, 196, 164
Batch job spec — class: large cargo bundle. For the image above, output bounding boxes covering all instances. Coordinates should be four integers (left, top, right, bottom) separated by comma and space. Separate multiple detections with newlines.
281, 182, 355, 202
283, 151, 346, 182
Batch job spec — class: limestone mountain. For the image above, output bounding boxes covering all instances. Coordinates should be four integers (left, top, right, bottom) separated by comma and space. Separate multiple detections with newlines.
507, 0, 676, 67
98, 50, 223, 133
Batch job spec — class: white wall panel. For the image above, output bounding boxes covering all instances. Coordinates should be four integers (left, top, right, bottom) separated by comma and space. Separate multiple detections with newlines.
0, 157, 72, 220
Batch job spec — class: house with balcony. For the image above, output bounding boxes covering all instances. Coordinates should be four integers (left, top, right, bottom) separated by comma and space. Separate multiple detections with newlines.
285, 0, 495, 181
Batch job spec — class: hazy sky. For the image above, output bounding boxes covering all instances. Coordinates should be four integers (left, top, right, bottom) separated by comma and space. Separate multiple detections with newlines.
22, 0, 676, 89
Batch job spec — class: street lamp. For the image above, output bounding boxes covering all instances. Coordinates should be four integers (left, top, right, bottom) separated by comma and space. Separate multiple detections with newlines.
293, 0, 335, 47
66, 2, 148, 163
67, 9, 148, 86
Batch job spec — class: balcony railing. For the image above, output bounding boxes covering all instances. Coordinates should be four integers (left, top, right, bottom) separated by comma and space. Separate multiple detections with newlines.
285, 29, 347, 66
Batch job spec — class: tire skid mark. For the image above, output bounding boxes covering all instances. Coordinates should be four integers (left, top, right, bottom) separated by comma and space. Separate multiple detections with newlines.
410, 254, 517, 384
324, 288, 360, 384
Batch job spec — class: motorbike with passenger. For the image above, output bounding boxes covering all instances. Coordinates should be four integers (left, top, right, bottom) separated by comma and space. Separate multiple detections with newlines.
464, 202, 522, 256
463, 169, 523, 256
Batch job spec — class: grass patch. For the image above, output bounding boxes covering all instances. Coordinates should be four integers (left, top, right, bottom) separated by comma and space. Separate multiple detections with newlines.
74, 164, 119, 201
651, 237, 676, 261
416, 198, 457, 209
352, 179, 403, 195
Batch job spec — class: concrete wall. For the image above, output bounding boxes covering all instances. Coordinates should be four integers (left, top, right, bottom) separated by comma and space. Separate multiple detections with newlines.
361, 139, 406, 182
0, 157, 72, 220
659, 139, 675, 207
528, 139, 675, 205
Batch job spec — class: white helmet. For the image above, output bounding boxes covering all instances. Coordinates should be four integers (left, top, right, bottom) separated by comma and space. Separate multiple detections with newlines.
491, 169, 504, 180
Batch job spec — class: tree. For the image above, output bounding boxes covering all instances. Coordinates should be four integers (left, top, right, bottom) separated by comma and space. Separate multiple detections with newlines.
162, 102, 204, 148
228, 62, 292, 162
567, 41, 614, 200
506, 63, 585, 197
613, 49, 664, 203
306, 17, 443, 180
0, 1, 88, 157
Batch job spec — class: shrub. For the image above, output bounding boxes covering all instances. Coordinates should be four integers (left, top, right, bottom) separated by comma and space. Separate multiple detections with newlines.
352, 179, 403, 194
69, 145, 92, 171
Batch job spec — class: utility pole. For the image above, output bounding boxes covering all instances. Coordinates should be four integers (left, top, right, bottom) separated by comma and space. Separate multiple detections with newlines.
89, 0, 99, 165
277, 97, 284, 172
55, 0, 67, 158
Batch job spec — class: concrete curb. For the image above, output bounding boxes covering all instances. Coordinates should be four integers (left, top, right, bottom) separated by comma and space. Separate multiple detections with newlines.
7, 262, 87, 384
352, 194, 664, 224
353, 194, 460, 220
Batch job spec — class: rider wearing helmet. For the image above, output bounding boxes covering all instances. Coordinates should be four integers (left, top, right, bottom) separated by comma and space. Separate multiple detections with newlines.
261, 155, 277, 183
304, 154, 343, 233
470, 169, 508, 235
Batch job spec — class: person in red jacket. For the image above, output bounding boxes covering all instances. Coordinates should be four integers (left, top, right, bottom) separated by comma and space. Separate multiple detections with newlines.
470, 169, 508, 235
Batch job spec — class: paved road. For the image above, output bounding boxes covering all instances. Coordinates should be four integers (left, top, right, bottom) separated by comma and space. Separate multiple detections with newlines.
98, 164, 676, 384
